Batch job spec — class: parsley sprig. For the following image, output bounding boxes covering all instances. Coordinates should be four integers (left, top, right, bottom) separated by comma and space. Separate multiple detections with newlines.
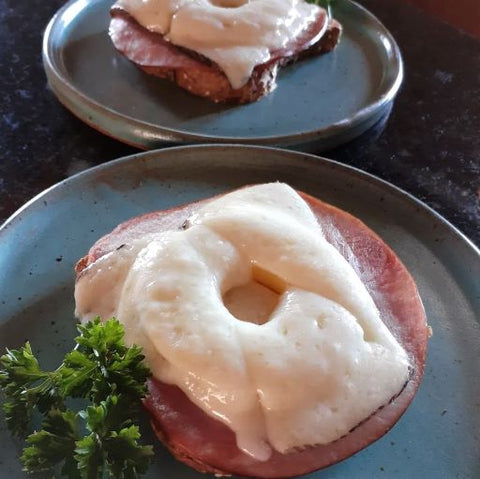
0, 318, 153, 478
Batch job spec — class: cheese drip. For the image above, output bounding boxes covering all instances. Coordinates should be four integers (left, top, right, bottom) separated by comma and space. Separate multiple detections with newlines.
75, 183, 410, 461
112, 0, 325, 89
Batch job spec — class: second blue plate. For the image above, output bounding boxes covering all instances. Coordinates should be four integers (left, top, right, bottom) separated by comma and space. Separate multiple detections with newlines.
42, 0, 403, 149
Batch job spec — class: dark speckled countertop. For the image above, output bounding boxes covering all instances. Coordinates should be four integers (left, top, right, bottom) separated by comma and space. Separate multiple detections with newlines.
0, 0, 479, 245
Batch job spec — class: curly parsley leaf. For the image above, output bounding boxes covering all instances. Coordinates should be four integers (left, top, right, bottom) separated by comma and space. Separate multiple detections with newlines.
76, 397, 153, 479
21, 409, 79, 475
0, 318, 153, 478
75, 434, 104, 479
61, 319, 150, 406
0, 342, 64, 436
105, 426, 154, 479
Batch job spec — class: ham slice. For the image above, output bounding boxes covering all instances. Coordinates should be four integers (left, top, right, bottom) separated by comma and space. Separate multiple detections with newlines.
75, 190, 428, 478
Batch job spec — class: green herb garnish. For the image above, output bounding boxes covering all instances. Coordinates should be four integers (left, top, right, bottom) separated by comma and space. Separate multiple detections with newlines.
0, 318, 153, 478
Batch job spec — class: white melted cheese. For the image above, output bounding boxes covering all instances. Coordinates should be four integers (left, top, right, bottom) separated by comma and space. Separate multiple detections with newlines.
113, 0, 324, 89
75, 183, 410, 461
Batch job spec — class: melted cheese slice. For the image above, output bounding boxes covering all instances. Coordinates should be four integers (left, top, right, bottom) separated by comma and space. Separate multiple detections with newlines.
75, 183, 410, 461
113, 0, 324, 89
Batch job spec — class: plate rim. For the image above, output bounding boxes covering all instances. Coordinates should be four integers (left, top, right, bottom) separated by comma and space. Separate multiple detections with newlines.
2, 144, 479, 260
42, 0, 404, 148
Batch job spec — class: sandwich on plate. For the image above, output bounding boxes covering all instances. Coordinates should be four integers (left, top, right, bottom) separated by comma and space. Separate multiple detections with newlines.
109, 0, 342, 103
74, 183, 429, 478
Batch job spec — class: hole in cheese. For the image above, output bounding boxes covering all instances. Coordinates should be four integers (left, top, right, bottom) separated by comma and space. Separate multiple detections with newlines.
223, 280, 279, 325
222, 263, 287, 325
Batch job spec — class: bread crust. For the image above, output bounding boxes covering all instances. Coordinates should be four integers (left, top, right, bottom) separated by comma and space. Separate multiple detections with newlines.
109, 9, 342, 103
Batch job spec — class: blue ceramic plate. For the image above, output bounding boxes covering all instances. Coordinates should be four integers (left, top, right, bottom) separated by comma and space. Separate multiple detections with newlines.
42, 0, 403, 149
1, 145, 479, 478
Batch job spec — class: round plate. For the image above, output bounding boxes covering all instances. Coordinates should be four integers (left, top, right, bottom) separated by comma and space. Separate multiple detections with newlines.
42, 0, 403, 149
1, 145, 479, 478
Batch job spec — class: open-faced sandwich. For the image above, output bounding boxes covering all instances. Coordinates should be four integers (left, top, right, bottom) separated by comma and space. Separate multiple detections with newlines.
108, 0, 342, 103
74, 183, 429, 478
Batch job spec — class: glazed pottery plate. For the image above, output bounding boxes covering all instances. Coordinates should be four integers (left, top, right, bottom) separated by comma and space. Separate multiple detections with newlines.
0, 145, 479, 478
42, 0, 402, 149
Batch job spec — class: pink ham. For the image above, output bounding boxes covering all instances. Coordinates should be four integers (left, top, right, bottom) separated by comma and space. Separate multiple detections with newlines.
75, 190, 428, 478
